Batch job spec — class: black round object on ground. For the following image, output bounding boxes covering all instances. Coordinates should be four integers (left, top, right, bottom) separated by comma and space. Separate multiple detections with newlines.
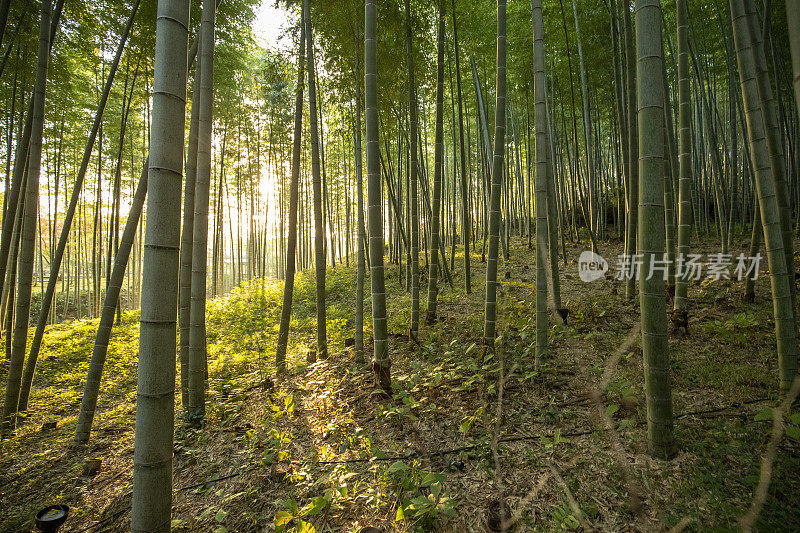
35, 504, 69, 532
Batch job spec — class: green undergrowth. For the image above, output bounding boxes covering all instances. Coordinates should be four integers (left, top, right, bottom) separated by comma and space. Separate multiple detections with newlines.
206, 267, 355, 380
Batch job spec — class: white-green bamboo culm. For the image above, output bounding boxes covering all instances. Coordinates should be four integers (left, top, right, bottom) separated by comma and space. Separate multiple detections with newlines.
365, 0, 391, 391
730, 0, 798, 390
131, 0, 189, 529
483, 0, 506, 346
673, 0, 692, 321
636, 0, 674, 459
1, 0, 50, 436
531, 0, 549, 365
426, 0, 446, 324
187, 0, 216, 423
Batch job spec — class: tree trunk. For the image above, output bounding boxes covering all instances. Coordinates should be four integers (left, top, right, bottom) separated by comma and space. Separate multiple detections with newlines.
531, 0, 549, 364
451, 1, 470, 294
483, 0, 507, 346
744, 199, 761, 302
636, 0, 674, 459
2, 0, 50, 436
673, 0, 693, 323
187, 0, 216, 422
543, 77, 563, 313
0, 0, 64, 320
426, 0, 446, 323
788, 0, 800, 116
353, 29, 366, 362
306, 0, 327, 360
75, 161, 147, 443
179, 21, 203, 410
131, 0, 189, 528
624, 1, 638, 300
4, 170, 25, 365
730, 0, 798, 390
572, 0, 597, 239
275, 1, 306, 372
405, 0, 421, 339
743, 1, 795, 309
17, 0, 141, 415
365, 0, 390, 391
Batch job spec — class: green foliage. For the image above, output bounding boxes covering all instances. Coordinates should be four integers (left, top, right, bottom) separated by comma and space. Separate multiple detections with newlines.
551, 503, 581, 530
754, 408, 800, 441
383, 461, 458, 530
703, 312, 760, 345
206, 270, 356, 378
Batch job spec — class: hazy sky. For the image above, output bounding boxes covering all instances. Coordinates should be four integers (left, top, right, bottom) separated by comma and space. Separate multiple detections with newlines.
252, 2, 292, 52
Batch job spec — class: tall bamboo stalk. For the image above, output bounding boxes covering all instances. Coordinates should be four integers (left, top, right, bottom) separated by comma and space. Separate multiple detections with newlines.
451, 0, 471, 295
131, 0, 189, 528
531, 0, 549, 364
673, 0, 693, 325
16, 0, 140, 413
187, 0, 216, 421
306, 0, 327, 360
730, 0, 798, 390
405, 0, 421, 339
366, 0, 390, 391
353, 23, 366, 362
483, 0, 507, 346
1, 0, 50, 436
624, 1, 639, 300
275, 1, 306, 372
179, 16, 203, 410
426, 0, 446, 323
636, 0, 674, 459
788, 1, 800, 115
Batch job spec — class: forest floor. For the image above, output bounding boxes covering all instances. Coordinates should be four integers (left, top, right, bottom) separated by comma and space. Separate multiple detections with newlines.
1, 233, 800, 532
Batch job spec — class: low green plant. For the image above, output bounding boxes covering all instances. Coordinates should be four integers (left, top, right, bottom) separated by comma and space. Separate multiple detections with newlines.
385, 461, 458, 530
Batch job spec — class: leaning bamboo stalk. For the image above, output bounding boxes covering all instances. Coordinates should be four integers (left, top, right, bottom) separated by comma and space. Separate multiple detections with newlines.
743, 1, 795, 310
2, 0, 51, 436
730, 0, 798, 390
16, 0, 142, 414
75, 161, 148, 443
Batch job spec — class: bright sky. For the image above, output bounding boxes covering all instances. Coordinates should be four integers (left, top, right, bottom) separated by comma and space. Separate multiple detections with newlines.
252, 2, 293, 52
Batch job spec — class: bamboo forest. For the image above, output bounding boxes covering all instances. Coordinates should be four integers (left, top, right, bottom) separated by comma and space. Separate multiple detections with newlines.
1, 0, 800, 530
